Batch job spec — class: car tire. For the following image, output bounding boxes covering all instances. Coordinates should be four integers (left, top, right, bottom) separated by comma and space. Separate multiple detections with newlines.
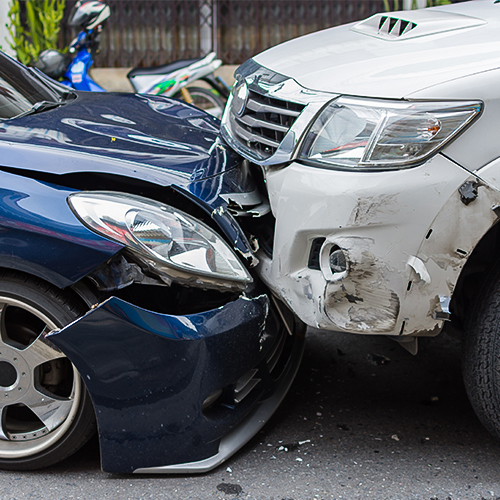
0, 270, 96, 470
463, 263, 500, 440
177, 87, 225, 118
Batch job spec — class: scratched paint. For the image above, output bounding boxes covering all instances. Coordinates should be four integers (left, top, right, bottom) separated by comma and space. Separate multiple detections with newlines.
256, 154, 500, 338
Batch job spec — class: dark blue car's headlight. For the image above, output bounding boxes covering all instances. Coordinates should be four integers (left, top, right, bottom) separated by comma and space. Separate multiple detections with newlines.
68, 191, 252, 289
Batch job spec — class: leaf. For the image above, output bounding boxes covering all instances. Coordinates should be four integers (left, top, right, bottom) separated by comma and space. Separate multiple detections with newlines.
6, 0, 66, 65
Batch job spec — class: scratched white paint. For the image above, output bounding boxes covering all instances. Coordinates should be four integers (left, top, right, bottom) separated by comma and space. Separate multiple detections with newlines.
257, 155, 500, 336
227, 2, 500, 338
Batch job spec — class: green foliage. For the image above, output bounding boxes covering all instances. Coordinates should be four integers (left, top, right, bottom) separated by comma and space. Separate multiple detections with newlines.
383, 0, 399, 12
7, 0, 66, 65
426, 0, 451, 6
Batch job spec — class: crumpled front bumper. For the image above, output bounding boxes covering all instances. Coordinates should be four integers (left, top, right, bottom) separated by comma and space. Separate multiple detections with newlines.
259, 154, 500, 337
48, 288, 304, 474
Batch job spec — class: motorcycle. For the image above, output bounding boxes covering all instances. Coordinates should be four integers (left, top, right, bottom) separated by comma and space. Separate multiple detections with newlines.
35, 0, 229, 118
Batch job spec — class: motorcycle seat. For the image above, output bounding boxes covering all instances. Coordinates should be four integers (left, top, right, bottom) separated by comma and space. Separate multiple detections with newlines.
127, 58, 203, 78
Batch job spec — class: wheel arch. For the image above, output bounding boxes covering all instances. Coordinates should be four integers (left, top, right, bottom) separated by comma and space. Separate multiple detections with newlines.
0, 170, 123, 290
448, 218, 500, 337
0, 269, 96, 470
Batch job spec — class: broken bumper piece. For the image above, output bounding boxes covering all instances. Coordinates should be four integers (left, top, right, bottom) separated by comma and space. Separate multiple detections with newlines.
48, 290, 304, 474
260, 154, 500, 337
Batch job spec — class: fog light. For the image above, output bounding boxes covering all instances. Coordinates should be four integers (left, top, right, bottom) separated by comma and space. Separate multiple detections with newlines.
330, 247, 347, 274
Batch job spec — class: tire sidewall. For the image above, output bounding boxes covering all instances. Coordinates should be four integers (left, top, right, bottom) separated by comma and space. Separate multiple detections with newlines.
463, 264, 500, 440
0, 271, 96, 470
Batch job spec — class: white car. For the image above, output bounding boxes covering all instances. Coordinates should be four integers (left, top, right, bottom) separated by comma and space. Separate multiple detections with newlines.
221, 0, 500, 439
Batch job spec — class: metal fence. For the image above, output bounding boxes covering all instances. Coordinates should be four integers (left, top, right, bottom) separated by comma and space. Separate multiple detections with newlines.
215, 0, 386, 64
61, 0, 387, 67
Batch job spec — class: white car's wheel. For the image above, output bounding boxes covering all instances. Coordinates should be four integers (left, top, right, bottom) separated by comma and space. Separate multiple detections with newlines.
0, 271, 95, 470
463, 265, 500, 440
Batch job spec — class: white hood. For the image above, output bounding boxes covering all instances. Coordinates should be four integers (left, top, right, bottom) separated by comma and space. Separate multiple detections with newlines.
253, 0, 500, 99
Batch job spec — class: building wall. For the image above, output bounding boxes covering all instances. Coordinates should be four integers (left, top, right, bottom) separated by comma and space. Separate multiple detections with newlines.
0, 1, 15, 56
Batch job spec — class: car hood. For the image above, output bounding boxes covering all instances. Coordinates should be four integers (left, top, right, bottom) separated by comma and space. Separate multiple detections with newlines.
0, 91, 263, 264
0, 91, 239, 186
252, 0, 500, 99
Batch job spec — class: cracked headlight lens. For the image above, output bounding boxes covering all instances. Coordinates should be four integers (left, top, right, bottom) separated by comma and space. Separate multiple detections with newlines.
68, 191, 252, 286
300, 97, 482, 170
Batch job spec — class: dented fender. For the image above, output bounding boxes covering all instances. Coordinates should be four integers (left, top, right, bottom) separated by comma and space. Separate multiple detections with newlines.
0, 170, 122, 288
402, 174, 500, 335
47, 291, 305, 473
258, 154, 500, 336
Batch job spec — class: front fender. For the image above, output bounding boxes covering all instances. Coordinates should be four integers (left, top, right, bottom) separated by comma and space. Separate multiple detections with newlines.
48, 292, 305, 473
403, 169, 500, 335
0, 170, 122, 288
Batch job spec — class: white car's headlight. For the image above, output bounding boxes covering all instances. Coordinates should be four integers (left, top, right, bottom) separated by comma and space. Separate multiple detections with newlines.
68, 192, 252, 288
300, 97, 482, 170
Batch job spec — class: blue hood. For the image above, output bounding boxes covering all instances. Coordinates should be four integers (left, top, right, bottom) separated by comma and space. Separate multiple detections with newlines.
0, 91, 239, 186
0, 90, 260, 266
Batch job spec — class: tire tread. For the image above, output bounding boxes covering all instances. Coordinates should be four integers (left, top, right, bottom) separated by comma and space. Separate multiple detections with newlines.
464, 262, 500, 438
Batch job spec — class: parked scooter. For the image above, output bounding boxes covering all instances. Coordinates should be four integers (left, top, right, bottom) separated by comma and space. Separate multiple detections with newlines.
35, 0, 229, 118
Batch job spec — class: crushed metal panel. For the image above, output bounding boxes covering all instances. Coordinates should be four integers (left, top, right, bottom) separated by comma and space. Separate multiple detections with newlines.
47, 294, 273, 473
402, 175, 500, 335
322, 238, 400, 333
258, 155, 498, 336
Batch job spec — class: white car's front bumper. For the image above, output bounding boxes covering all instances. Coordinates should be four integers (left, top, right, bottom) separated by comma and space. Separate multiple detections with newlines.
258, 154, 500, 337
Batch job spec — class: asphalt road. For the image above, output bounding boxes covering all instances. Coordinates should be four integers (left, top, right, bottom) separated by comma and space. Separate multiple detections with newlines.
1, 328, 500, 500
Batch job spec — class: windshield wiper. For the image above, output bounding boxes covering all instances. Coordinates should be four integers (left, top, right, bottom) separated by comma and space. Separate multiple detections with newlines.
29, 67, 77, 102
13, 100, 67, 119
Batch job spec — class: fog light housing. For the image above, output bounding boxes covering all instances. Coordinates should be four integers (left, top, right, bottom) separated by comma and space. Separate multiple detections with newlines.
321, 243, 349, 282
330, 247, 347, 274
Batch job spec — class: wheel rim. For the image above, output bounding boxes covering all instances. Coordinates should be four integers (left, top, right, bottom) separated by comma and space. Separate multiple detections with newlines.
0, 297, 81, 459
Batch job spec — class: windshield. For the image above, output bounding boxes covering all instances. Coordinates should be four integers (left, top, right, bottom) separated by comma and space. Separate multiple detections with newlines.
0, 52, 62, 120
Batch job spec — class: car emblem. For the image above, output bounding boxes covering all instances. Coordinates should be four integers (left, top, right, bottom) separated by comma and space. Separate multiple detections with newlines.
232, 80, 249, 116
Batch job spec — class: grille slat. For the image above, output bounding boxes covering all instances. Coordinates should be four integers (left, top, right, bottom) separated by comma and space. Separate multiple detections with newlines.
229, 88, 305, 159
234, 368, 261, 404
238, 114, 289, 133
266, 328, 287, 374
246, 99, 302, 118
232, 119, 281, 148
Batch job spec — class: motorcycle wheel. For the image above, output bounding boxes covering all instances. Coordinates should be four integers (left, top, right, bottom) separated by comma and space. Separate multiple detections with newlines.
0, 271, 95, 470
177, 87, 225, 119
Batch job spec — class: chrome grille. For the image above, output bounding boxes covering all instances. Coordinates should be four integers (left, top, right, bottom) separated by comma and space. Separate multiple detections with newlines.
229, 90, 305, 159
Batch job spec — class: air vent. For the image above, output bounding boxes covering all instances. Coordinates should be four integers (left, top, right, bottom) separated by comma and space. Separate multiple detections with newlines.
378, 16, 416, 37
352, 11, 486, 41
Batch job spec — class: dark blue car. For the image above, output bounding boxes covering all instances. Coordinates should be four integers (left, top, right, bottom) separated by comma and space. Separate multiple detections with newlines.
0, 51, 304, 473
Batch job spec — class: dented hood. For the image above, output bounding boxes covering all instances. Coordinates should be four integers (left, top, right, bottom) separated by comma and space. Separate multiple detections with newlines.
252, 0, 500, 99
0, 91, 262, 266
0, 91, 240, 186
